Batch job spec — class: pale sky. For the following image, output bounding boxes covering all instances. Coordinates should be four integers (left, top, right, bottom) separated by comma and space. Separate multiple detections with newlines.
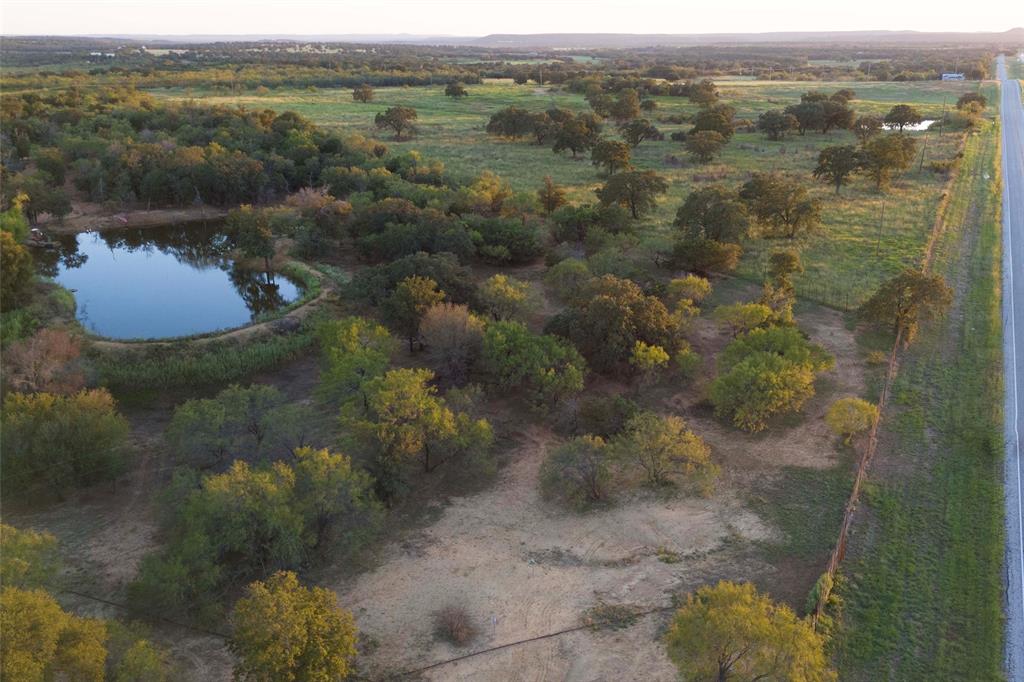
0, 0, 1019, 37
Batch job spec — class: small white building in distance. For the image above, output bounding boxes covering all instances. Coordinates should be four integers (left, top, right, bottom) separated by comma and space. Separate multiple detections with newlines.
941, 73, 966, 81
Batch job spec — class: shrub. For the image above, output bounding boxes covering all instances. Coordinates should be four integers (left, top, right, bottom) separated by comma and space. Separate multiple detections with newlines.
433, 605, 477, 646
711, 302, 774, 337
480, 321, 586, 407
612, 412, 718, 493
540, 435, 613, 509
544, 258, 593, 303
666, 275, 712, 306
671, 238, 742, 274
825, 397, 879, 444
1, 389, 129, 498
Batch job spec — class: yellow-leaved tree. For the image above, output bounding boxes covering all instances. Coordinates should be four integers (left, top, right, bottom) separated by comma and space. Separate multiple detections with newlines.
230, 571, 358, 681
665, 580, 835, 682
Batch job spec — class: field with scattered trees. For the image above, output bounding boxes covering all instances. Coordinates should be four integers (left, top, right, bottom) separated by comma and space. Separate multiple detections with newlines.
0, 35, 1010, 681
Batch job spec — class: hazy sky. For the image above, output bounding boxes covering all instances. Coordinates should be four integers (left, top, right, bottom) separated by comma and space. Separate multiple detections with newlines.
1, 0, 1019, 36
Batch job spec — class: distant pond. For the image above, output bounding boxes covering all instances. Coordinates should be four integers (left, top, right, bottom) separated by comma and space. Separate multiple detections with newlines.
34, 222, 303, 340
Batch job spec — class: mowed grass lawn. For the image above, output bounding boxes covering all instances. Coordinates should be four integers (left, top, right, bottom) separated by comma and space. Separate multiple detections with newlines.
154, 77, 981, 305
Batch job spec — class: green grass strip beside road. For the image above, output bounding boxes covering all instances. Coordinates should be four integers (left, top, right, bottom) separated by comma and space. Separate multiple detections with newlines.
832, 120, 1005, 678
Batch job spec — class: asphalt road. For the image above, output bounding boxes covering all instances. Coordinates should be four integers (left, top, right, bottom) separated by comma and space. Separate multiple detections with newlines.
999, 53, 1024, 682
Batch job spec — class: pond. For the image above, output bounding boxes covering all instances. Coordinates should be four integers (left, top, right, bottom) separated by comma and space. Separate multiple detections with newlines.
34, 222, 304, 340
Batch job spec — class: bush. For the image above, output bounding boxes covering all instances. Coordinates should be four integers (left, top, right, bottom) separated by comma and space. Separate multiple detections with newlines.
671, 238, 742, 274
613, 412, 718, 493
540, 435, 613, 509
433, 605, 477, 646
480, 321, 586, 406
825, 397, 879, 444
1, 389, 129, 498
544, 258, 593, 303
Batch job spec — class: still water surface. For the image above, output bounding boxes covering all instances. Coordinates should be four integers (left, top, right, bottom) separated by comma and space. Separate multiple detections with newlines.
36, 222, 302, 340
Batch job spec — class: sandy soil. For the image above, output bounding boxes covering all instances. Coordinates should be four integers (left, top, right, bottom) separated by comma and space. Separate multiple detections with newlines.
37, 202, 228, 235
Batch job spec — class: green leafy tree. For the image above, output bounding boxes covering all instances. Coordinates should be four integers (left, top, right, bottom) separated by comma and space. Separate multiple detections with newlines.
317, 316, 397, 408
684, 130, 726, 164
480, 321, 586, 406
884, 104, 924, 131
859, 268, 952, 343
689, 104, 736, 140
1, 389, 129, 499
618, 118, 663, 147
230, 571, 358, 682
383, 275, 445, 351
665, 581, 836, 682
552, 115, 602, 157
813, 145, 860, 194
292, 447, 383, 553
784, 101, 825, 136
674, 186, 750, 243
537, 176, 568, 214
352, 84, 374, 102
852, 114, 884, 143
444, 82, 469, 98
374, 106, 418, 140
613, 412, 718, 492
688, 79, 720, 107
539, 436, 612, 509
486, 106, 535, 140
826, 397, 879, 444
858, 133, 917, 190
757, 110, 798, 141
227, 205, 275, 271
740, 172, 822, 239
591, 139, 632, 176
596, 170, 669, 219
479, 273, 531, 321
710, 326, 834, 432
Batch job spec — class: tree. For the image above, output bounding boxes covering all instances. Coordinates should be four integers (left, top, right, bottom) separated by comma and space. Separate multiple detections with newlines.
481, 320, 586, 406
712, 302, 773, 337
665, 581, 835, 682
630, 340, 670, 389
667, 274, 712, 307
689, 104, 736, 140
292, 446, 382, 553
552, 115, 602, 157
613, 412, 717, 492
956, 92, 987, 110
859, 268, 952, 343
1, 389, 129, 499
544, 257, 593, 302
1, 193, 31, 241
419, 303, 485, 384
671, 237, 742, 274
740, 173, 822, 239
0, 524, 60, 589
884, 104, 924, 132
351, 369, 492, 495
479, 273, 531, 321
757, 110, 798, 141
0, 231, 33, 311
486, 106, 535, 140
1, 587, 107, 682
444, 82, 468, 98
710, 326, 834, 432
374, 106, 418, 140
760, 249, 803, 324
820, 99, 855, 134
539, 436, 612, 509
230, 571, 358, 682
383, 275, 446, 351
618, 118, 663, 147
673, 185, 750, 243
609, 88, 641, 122
352, 84, 374, 102
591, 139, 632, 176
537, 176, 567, 213
784, 101, 825, 136
596, 170, 669, 219
826, 397, 879, 444
688, 79, 719, 107
858, 133, 916, 190
166, 383, 311, 468
546, 275, 680, 373
317, 316, 397, 409
813, 145, 860, 194
227, 205, 275, 271
685, 130, 727, 164
852, 114, 884, 143
4, 328, 84, 395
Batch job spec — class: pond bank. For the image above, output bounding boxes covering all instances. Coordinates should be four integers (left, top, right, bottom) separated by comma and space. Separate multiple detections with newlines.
38, 204, 229, 235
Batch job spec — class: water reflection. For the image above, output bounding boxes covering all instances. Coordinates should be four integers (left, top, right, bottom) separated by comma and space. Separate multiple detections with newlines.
34, 221, 303, 340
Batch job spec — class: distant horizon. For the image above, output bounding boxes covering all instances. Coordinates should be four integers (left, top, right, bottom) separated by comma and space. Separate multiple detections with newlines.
1, 0, 1019, 39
